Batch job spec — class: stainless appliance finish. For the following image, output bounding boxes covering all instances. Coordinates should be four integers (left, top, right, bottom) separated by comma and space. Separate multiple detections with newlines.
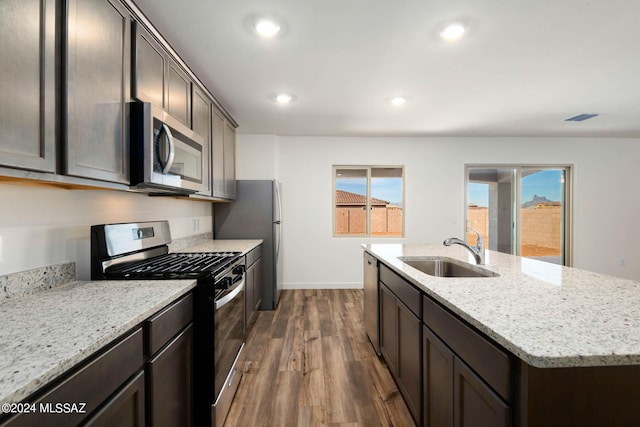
130, 102, 204, 194
363, 252, 380, 354
214, 180, 283, 310
90, 221, 245, 427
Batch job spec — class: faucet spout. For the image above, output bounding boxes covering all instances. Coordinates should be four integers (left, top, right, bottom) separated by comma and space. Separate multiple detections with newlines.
443, 228, 485, 265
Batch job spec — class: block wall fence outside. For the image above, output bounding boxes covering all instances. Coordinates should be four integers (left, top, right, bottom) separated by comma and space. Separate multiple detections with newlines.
468, 206, 562, 255
336, 206, 402, 235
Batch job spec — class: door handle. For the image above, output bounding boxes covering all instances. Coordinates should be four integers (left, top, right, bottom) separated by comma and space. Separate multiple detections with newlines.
156, 123, 176, 174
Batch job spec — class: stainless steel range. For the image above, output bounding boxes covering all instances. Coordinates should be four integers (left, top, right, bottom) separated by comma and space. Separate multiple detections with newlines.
90, 221, 245, 427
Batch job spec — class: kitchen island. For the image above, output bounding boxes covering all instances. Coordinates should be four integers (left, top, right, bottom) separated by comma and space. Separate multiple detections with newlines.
364, 243, 640, 427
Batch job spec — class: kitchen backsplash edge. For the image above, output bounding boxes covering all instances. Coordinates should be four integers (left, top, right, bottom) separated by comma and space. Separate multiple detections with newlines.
0, 232, 214, 301
1, 263, 76, 300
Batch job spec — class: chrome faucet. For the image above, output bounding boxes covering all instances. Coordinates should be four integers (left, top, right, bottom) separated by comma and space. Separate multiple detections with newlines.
443, 227, 485, 265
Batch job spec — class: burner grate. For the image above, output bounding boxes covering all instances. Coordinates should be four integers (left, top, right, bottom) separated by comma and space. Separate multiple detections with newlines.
105, 252, 242, 279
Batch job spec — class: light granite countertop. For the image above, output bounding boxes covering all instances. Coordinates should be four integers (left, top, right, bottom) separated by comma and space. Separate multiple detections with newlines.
363, 243, 640, 369
0, 279, 196, 404
0, 238, 262, 405
174, 239, 263, 255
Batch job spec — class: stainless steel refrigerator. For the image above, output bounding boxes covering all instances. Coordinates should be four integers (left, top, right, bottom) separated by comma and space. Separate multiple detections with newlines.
214, 180, 283, 309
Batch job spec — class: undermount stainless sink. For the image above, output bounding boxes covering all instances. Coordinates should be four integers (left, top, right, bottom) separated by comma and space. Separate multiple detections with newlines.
399, 256, 499, 278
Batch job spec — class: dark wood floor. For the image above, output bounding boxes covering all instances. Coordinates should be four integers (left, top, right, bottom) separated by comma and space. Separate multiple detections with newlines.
224, 289, 415, 427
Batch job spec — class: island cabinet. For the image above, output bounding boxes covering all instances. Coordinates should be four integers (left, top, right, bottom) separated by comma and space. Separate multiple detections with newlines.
65, 0, 131, 184
132, 22, 192, 128
0, 0, 56, 173
211, 108, 236, 200
244, 245, 264, 330
379, 264, 421, 425
422, 295, 512, 427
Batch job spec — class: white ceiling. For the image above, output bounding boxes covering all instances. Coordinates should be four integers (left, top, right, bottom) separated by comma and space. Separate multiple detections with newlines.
132, 0, 640, 138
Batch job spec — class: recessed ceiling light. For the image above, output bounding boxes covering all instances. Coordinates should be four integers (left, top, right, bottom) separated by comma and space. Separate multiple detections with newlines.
276, 94, 292, 104
390, 96, 407, 106
440, 22, 466, 41
254, 18, 281, 38
269, 92, 297, 105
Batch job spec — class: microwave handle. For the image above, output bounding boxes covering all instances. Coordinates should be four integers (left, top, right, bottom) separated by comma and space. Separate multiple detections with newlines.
158, 123, 176, 174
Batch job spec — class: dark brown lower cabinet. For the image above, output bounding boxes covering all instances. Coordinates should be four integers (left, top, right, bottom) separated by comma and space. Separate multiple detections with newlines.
0, 328, 144, 427
396, 300, 421, 422
84, 371, 145, 427
422, 325, 510, 427
379, 283, 398, 374
423, 326, 454, 427
146, 312, 193, 427
454, 357, 510, 427
379, 282, 420, 424
245, 251, 263, 331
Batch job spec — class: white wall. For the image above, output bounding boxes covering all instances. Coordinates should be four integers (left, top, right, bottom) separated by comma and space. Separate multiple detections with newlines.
0, 184, 212, 279
237, 134, 640, 287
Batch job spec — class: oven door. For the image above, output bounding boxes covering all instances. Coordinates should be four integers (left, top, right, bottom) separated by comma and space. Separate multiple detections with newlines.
213, 273, 245, 426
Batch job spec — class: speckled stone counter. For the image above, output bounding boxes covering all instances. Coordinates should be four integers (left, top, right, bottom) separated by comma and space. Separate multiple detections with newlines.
363, 243, 640, 369
176, 239, 263, 255
0, 279, 196, 404
0, 238, 261, 405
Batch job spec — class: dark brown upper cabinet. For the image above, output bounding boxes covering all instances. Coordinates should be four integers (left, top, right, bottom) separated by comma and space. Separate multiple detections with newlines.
65, 0, 131, 184
0, 0, 57, 173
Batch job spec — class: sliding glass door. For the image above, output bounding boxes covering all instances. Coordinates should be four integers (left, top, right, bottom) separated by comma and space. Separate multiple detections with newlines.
466, 166, 570, 266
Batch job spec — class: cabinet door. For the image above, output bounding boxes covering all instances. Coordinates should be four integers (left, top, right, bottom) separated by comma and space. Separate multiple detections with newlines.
84, 371, 145, 427
148, 324, 193, 427
167, 59, 191, 126
132, 22, 166, 109
253, 258, 263, 314
245, 261, 255, 330
453, 358, 510, 427
223, 121, 236, 198
379, 283, 397, 374
0, 0, 56, 172
424, 326, 454, 427
211, 108, 225, 198
66, 0, 131, 184
192, 85, 212, 196
397, 301, 420, 424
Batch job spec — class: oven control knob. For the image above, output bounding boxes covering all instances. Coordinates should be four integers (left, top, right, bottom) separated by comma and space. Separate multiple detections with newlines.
233, 265, 245, 275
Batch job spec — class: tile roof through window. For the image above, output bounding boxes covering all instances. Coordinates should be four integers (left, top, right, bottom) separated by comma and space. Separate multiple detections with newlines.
336, 189, 389, 206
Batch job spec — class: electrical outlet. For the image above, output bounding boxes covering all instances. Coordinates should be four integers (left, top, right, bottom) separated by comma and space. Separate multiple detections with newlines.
193, 219, 200, 232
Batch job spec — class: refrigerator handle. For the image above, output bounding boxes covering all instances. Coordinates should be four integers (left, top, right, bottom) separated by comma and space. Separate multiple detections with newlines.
274, 181, 282, 262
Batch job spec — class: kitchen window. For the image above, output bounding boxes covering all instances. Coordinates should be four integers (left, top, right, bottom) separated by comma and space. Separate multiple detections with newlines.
333, 166, 405, 237
466, 165, 572, 266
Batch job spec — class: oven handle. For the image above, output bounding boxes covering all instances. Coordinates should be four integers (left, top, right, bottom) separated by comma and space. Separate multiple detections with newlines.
215, 275, 245, 310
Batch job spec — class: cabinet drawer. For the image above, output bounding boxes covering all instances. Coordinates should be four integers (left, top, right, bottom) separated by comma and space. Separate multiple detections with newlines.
423, 295, 512, 402
146, 293, 193, 356
380, 264, 420, 317
2, 328, 144, 427
246, 245, 262, 268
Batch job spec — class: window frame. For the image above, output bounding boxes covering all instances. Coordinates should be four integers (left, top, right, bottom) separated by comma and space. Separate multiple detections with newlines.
332, 165, 405, 238
464, 164, 573, 266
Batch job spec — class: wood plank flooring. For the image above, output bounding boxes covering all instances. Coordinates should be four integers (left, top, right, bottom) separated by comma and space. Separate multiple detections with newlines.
224, 289, 415, 427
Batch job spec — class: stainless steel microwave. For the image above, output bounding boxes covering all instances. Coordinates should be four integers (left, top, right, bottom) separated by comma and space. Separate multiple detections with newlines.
130, 102, 204, 194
